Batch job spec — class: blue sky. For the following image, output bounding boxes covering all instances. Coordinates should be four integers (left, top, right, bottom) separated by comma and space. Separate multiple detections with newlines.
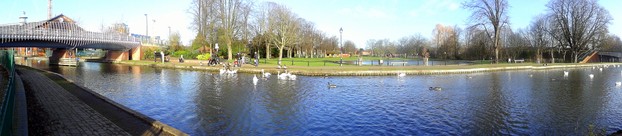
1, 0, 620, 48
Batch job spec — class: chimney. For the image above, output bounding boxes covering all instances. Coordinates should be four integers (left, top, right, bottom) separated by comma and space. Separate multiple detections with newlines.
19, 11, 27, 25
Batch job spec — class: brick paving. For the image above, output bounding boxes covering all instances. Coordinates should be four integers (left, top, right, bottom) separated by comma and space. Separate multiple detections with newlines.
18, 67, 130, 136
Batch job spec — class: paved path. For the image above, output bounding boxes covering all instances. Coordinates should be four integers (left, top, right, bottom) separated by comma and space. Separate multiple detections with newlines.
18, 67, 130, 135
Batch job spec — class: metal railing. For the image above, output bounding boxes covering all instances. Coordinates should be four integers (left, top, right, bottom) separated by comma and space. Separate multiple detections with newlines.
0, 50, 15, 135
0, 22, 139, 50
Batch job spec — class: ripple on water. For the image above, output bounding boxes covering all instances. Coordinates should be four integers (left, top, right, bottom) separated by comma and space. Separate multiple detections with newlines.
23, 62, 622, 135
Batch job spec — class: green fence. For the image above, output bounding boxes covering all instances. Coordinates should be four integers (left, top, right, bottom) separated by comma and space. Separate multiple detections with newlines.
0, 50, 15, 135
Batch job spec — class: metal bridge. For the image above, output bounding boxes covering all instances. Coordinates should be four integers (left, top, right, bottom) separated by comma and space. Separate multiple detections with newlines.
0, 15, 140, 51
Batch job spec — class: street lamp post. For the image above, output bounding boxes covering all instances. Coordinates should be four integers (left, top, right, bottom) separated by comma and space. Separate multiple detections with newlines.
144, 14, 148, 37
339, 27, 343, 66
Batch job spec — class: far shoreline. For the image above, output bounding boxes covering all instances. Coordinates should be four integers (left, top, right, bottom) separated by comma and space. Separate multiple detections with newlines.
112, 60, 621, 76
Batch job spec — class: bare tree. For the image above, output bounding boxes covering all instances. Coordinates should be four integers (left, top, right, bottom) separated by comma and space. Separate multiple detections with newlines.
189, 0, 252, 61
526, 15, 550, 63
266, 3, 299, 65
343, 40, 357, 54
546, 0, 611, 63
463, 0, 509, 63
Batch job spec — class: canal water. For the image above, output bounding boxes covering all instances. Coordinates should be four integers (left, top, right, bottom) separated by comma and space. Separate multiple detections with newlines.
18, 60, 622, 135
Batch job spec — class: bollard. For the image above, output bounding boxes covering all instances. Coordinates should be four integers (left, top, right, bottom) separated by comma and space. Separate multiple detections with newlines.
308, 61, 310, 66
292, 60, 294, 65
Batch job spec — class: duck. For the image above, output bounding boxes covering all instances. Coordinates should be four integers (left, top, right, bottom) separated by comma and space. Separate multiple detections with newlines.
529, 74, 533, 77
589, 74, 594, 78
397, 72, 406, 77
328, 82, 337, 88
253, 75, 259, 85
429, 87, 442, 91
616, 82, 622, 86
467, 76, 473, 79
599, 68, 603, 71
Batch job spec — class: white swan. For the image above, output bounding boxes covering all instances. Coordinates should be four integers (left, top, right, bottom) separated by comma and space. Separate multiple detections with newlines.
563, 71, 569, 76
397, 72, 406, 77
219, 69, 226, 74
589, 74, 594, 78
599, 68, 603, 71
253, 75, 259, 85
261, 69, 271, 78
277, 71, 288, 80
227, 69, 238, 74
288, 74, 297, 80
616, 81, 622, 86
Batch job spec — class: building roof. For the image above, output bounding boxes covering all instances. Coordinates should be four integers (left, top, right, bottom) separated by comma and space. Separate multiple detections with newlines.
0, 14, 84, 31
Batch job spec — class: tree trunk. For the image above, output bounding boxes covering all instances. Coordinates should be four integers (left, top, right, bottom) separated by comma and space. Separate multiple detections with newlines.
562, 51, 567, 63
573, 51, 579, 63
550, 49, 555, 63
536, 49, 541, 64
266, 44, 270, 60
227, 39, 232, 62
494, 28, 500, 64
278, 46, 284, 65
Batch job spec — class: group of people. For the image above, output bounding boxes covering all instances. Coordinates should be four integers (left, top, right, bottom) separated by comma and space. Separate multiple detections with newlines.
196, 51, 262, 68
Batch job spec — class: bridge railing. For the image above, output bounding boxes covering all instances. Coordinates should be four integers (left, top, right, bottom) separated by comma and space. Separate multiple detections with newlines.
0, 22, 140, 45
0, 50, 15, 135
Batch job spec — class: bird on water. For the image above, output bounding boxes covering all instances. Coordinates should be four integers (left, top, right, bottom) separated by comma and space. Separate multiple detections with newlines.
429, 87, 442, 91
328, 82, 337, 88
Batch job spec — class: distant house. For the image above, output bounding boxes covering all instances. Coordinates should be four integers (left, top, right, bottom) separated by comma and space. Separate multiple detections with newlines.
597, 51, 622, 62
359, 50, 372, 56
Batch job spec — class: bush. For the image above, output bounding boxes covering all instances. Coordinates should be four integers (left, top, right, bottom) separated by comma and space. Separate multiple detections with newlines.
171, 50, 201, 59
142, 47, 159, 60
172, 50, 190, 57
196, 53, 211, 60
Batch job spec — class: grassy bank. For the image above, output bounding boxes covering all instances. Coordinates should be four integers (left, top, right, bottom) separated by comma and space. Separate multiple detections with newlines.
116, 58, 621, 76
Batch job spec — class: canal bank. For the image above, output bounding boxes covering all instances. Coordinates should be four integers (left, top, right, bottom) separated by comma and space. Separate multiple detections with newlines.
16, 66, 188, 135
116, 60, 622, 76
15, 60, 622, 135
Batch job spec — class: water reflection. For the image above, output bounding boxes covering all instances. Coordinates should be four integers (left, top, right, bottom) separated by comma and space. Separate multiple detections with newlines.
16, 59, 622, 135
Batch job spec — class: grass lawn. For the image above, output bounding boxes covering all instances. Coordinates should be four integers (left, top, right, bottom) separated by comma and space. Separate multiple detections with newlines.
120, 57, 618, 73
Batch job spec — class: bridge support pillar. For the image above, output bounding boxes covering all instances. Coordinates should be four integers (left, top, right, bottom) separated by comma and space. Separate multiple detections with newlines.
130, 46, 142, 61
105, 50, 130, 62
48, 49, 77, 66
